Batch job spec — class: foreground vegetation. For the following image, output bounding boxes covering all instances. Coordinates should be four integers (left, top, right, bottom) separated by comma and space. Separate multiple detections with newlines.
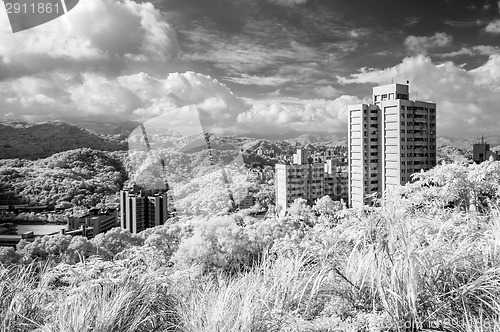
1, 161, 500, 331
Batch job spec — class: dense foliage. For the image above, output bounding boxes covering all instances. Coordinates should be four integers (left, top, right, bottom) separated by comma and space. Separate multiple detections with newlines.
0, 149, 127, 208
1, 162, 500, 331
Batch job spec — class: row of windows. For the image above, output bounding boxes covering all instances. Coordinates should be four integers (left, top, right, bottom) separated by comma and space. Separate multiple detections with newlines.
401, 106, 436, 112
401, 153, 435, 158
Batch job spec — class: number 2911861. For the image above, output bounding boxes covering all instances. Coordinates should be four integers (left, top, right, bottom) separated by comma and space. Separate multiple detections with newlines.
5, 1, 61, 14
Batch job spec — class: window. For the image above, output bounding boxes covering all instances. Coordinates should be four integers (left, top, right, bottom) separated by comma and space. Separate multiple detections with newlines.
401, 153, 405, 157
382, 94, 388, 100
402, 161, 406, 165
401, 129, 405, 134
389, 93, 394, 99
374, 95, 379, 102
402, 177, 406, 181
401, 106, 405, 110
401, 145, 405, 149
401, 138, 405, 141
401, 121, 405, 126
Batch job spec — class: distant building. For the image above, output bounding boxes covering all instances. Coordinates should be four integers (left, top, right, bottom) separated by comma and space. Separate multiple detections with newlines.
119, 185, 168, 234
473, 137, 499, 163
68, 211, 118, 238
348, 83, 437, 207
275, 149, 348, 211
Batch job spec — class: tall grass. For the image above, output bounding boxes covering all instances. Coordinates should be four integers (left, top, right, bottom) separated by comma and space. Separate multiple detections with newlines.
40, 274, 179, 332
343, 197, 500, 331
176, 250, 331, 332
0, 262, 54, 332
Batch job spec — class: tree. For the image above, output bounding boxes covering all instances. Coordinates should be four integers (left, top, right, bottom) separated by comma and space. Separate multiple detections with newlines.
92, 227, 144, 259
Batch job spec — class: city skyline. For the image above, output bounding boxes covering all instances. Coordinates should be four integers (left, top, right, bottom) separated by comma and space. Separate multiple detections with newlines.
0, 0, 499, 138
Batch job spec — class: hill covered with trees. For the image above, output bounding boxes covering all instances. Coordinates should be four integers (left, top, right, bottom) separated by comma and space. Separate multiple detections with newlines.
0, 121, 127, 160
0, 148, 127, 208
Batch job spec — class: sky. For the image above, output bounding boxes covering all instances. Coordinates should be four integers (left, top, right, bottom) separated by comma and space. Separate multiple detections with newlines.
0, 0, 500, 138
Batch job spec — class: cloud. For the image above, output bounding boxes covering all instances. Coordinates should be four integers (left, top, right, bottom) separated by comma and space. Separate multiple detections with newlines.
404, 32, 453, 54
223, 74, 290, 86
444, 19, 483, 27
485, 19, 500, 33
441, 45, 500, 57
0, 71, 249, 130
403, 16, 420, 27
236, 95, 362, 134
337, 54, 500, 137
266, 0, 309, 6
312, 85, 342, 99
0, 0, 178, 76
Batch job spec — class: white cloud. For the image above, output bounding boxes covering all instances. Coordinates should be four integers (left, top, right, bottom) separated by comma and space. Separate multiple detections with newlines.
485, 19, 500, 34
337, 54, 500, 137
0, 71, 248, 129
0, 0, 178, 75
223, 74, 290, 86
237, 95, 362, 134
404, 32, 453, 54
312, 85, 342, 98
441, 45, 500, 57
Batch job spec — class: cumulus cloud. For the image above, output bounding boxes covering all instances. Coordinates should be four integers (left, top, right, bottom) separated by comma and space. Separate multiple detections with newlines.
0, 0, 178, 76
237, 95, 362, 134
485, 19, 500, 33
404, 32, 453, 54
0, 71, 249, 131
0, 66, 364, 136
337, 54, 500, 137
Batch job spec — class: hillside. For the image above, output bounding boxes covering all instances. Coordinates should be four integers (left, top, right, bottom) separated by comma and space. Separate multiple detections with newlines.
0, 148, 127, 208
0, 121, 127, 160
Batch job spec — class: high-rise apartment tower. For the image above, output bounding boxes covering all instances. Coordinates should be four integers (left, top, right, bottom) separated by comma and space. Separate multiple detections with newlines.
348, 83, 436, 207
119, 185, 168, 233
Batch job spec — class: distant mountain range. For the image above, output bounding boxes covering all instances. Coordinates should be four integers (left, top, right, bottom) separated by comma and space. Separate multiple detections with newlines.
0, 119, 493, 160
0, 121, 127, 160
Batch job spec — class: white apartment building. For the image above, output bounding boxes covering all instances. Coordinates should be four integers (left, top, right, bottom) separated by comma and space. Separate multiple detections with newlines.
348, 83, 436, 207
276, 149, 348, 211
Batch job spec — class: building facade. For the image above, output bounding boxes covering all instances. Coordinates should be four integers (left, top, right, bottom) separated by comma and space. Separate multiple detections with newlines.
119, 185, 168, 234
275, 149, 348, 211
348, 83, 437, 207
473, 137, 499, 163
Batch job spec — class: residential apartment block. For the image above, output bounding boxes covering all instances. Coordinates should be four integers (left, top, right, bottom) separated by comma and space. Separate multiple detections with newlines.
275, 149, 348, 211
348, 83, 437, 207
119, 185, 168, 234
